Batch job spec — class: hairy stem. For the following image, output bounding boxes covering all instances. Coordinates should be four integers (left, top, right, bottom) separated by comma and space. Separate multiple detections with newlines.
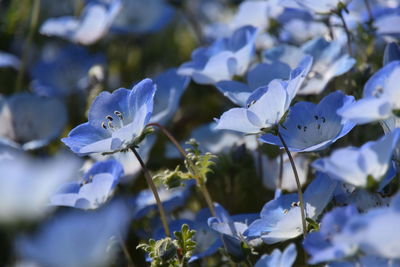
130, 147, 170, 237
277, 133, 307, 237
146, 123, 216, 217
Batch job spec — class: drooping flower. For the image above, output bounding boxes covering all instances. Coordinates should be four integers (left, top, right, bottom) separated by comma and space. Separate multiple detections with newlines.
0, 152, 80, 223
255, 243, 297, 267
40, 0, 121, 45
312, 129, 400, 187
245, 173, 337, 244
337, 61, 400, 125
261, 91, 355, 152
0, 93, 67, 150
215, 56, 312, 134
50, 159, 123, 210
62, 78, 156, 156
178, 26, 258, 85
16, 200, 131, 267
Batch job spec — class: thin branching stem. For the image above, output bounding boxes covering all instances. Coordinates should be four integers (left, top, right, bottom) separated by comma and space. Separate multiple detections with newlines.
337, 10, 353, 56
278, 150, 284, 189
277, 133, 307, 238
146, 123, 216, 217
130, 146, 170, 237
364, 0, 373, 22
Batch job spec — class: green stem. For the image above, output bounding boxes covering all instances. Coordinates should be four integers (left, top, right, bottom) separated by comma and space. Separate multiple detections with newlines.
337, 10, 352, 56
118, 233, 135, 267
15, 0, 41, 91
130, 147, 170, 237
277, 133, 307, 238
364, 0, 373, 22
146, 123, 216, 217
278, 150, 284, 190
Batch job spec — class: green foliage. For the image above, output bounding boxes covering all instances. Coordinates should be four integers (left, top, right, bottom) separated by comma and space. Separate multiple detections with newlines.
137, 224, 196, 267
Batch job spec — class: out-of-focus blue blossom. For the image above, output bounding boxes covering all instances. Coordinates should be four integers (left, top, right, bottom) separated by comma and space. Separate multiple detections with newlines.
262, 153, 309, 192
383, 42, 400, 65
40, 0, 121, 45
215, 56, 312, 134
293, 0, 350, 14
111, 0, 174, 34
0, 93, 67, 150
338, 61, 400, 124
216, 61, 290, 106
280, 18, 329, 45
151, 68, 190, 125
261, 91, 355, 152
50, 160, 123, 209
153, 207, 222, 262
245, 173, 337, 244
131, 180, 194, 220
255, 243, 297, 267
374, 8, 400, 38
16, 200, 131, 267
0, 152, 80, 223
303, 205, 360, 264
312, 129, 400, 187
208, 203, 259, 259
264, 37, 355, 95
0, 51, 20, 69
31, 45, 105, 98
178, 26, 258, 85
62, 78, 156, 156
166, 122, 258, 159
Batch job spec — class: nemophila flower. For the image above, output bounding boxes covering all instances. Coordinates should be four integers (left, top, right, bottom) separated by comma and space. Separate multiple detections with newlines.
208, 203, 259, 260
216, 61, 291, 106
215, 55, 312, 134
178, 26, 258, 85
40, 0, 121, 45
50, 160, 123, 210
312, 129, 400, 187
264, 37, 355, 95
383, 42, 400, 65
261, 91, 356, 152
294, 0, 350, 14
31, 45, 105, 98
262, 153, 309, 192
16, 200, 131, 267
151, 68, 190, 125
245, 173, 337, 244
111, 0, 174, 34
62, 78, 156, 156
255, 243, 297, 267
373, 7, 400, 38
0, 93, 67, 150
0, 152, 80, 223
0, 51, 20, 69
338, 61, 400, 125
131, 180, 194, 220
153, 207, 222, 262
303, 205, 360, 264
280, 18, 328, 45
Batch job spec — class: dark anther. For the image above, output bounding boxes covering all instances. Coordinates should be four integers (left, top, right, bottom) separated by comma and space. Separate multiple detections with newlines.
297, 125, 301, 130
314, 115, 318, 120
303, 126, 307, 132
106, 115, 113, 121
322, 117, 326, 123
101, 122, 107, 129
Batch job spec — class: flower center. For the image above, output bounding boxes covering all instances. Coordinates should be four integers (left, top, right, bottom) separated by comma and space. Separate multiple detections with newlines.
101, 110, 125, 133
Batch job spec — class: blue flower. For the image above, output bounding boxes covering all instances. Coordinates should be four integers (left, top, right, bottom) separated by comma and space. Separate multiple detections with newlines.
215, 56, 312, 134
31, 45, 106, 98
178, 26, 258, 85
40, 0, 121, 45
16, 200, 131, 267
294, 0, 350, 14
0, 152, 80, 223
208, 203, 259, 260
0, 93, 67, 150
131, 180, 194, 220
151, 68, 190, 125
312, 129, 400, 187
153, 207, 222, 262
263, 37, 355, 95
0, 51, 20, 69
374, 7, 400, 38
62, 78, 156, 156
255, 243, 297, 267
50, 160, 123, 209
245, 173, 337, 244
261, 91, 355, 152
338, 61, 400, 125
111, 0, 174, 34
383, 42, 400, 65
